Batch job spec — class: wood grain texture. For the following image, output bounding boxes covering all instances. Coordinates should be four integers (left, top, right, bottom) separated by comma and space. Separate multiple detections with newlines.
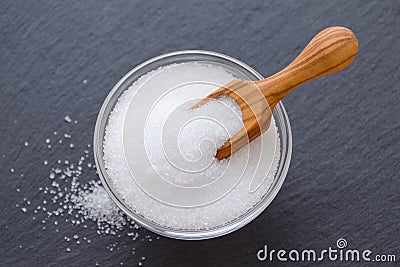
210, 27, 359, 159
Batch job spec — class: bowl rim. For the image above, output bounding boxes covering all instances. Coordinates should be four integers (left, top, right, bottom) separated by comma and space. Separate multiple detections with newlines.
93, 50, 292, 240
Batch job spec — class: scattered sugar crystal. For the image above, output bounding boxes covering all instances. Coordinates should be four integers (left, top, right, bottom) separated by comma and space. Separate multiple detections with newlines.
64, 115, 72, 123
18, 134, 143, 253
103, 62, 281, 230
71, 183, 127, 230
69, 144, 74, 149
13, 82, 178, 265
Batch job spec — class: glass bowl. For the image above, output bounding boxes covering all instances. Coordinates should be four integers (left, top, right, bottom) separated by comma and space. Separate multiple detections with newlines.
94, 50, 292, 240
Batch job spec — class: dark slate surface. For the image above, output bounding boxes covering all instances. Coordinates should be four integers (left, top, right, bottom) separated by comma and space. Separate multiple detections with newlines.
1, 0, 399, 266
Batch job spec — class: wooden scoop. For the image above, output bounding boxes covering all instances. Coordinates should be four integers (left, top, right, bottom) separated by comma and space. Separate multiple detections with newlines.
193, 26, 358, 160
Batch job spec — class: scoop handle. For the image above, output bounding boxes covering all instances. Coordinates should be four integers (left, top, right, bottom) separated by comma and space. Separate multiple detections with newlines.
258, 26, 358, 107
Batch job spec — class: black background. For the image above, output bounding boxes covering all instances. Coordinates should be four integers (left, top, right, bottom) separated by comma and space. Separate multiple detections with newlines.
1, 0, 399, 266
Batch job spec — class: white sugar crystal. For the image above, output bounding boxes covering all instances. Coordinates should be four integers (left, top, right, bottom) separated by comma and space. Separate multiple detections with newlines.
45, 138, 50, 144
18, 132, 142, 254
24, 141, 29, 146
104, 62, 281, 230
64, 115, 72, 123
70, 183, 127, 229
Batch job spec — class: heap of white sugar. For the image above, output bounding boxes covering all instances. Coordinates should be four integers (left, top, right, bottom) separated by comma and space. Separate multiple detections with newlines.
70, 181, 129, 233
144, 93, 244, 187
104, 62, 281, 230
